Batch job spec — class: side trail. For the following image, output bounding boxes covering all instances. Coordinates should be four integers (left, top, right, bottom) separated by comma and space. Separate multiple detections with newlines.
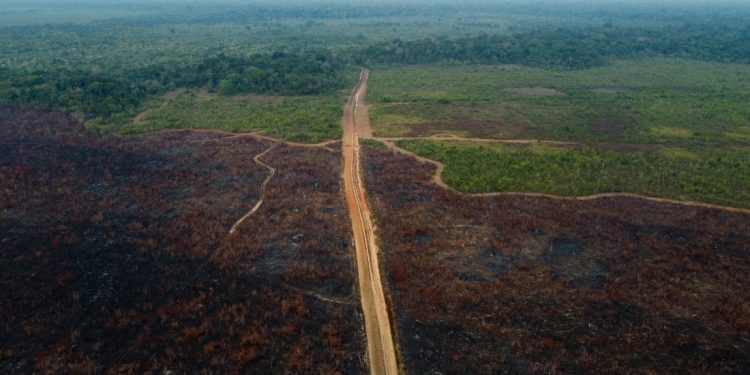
228, 144, 277, 235
120, 129, 339, 234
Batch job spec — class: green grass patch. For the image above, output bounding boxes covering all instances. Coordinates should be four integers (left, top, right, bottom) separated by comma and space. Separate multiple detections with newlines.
368, 58, 750, 145
725, 127, 750, 142
360, 139, 388, 149
398, 140, 750, 208
649, 126, 693, 139
122, 91, 344, 143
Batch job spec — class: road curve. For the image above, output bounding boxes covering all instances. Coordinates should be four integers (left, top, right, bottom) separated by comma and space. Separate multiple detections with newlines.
343, 69, 399, 375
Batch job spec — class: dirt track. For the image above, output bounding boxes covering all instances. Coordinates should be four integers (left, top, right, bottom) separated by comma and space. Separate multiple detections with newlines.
228, 144, 277, 234
119, 129, 343, 235
343, 70, 399, 375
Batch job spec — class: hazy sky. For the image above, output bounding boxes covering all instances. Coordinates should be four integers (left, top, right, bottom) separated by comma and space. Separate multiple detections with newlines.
5, 0, 750, 4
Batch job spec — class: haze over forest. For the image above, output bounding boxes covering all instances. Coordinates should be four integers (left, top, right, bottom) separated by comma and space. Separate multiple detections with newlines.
1, 1, 749, 374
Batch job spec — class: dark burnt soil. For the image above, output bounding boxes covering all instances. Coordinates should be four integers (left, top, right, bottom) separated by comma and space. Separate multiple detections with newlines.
363, 145, 750, 374
0, 108, 365, 374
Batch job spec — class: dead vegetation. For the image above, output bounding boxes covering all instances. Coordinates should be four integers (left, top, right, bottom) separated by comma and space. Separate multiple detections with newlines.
0, 108, 365, 374
362, 145, 750, 374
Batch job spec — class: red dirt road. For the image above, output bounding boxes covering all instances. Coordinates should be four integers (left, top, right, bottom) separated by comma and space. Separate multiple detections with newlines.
343, 70, 399, 375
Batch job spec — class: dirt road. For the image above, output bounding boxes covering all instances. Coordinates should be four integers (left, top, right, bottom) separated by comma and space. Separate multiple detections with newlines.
343, 69, 399, 375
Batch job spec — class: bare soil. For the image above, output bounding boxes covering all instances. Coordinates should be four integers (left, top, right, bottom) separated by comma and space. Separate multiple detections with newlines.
342, 70, 399, 374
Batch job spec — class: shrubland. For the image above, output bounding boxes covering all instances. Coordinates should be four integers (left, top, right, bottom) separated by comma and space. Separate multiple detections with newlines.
124, 91, 345, 143
398, 140, 750, 208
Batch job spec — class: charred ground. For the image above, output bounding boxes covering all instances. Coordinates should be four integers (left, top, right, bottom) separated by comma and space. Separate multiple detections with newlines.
363, 145, 750, 374
0, 109, 365, 373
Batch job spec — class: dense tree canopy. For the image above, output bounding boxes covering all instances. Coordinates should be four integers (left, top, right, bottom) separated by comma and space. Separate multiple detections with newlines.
2, 22, 750, 124
358, 24, 750, 68
0, 50, 345, 119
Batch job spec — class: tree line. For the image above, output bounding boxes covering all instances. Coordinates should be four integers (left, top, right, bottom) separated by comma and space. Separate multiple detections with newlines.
2, 23, 750, 124
0, 50, 345, 120
357, 24, 750, 68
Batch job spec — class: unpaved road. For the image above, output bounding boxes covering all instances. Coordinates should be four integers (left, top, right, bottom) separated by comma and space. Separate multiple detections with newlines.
343, 69, 399, 375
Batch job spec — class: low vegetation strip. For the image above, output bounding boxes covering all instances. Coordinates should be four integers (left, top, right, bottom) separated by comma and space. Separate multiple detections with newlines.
398, 140, 750, 209
342, 69, 398, 375
366, 59, 750, 145
121, 91, 345, 143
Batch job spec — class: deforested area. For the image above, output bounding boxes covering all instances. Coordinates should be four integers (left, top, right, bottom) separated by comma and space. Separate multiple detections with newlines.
3, 0, 750, 373
0, 109, 365, 373
363, 145, 750, 374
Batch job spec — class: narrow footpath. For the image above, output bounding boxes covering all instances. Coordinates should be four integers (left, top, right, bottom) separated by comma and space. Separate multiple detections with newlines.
228, 144, 277, 235
342, 69, 399, 375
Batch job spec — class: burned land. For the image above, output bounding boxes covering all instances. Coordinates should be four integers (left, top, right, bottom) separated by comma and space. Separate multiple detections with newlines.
0, 109, 365, 374
363, 145, 750, 374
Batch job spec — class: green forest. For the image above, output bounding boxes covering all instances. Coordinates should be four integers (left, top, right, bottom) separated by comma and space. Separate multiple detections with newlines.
0, 51, 347, 120
359, 24, 750, 68
3, 2, 750, 129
